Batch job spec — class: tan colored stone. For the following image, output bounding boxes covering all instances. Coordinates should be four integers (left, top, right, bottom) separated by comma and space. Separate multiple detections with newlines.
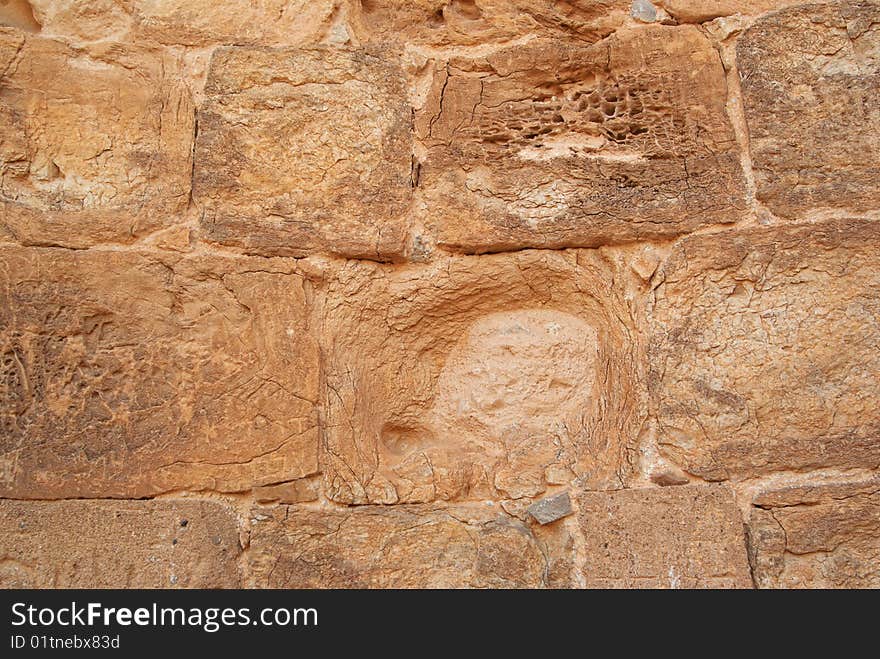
321, 249, 646, 504
0, 31, 194, 248
194, 46, 411, 258
348, 0, 629, 47
0, 246, 319, 498
253, 476, 320, 504
413, 25, 745, 253
738, 1, 880, 218
656, 1, 800, 23
0, 0, 41, 32
135, 0, 338, 46
0, 499, 241, 588
247, 502, 573, 588
649, 219, 880, 481
749, 477, 880, 588
577, 484, 753, 588
25, 1, 337, 46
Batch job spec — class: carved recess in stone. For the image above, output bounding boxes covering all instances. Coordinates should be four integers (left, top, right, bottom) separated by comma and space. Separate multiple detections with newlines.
194, 47, 412, 259
749, 477, 880, 588
738, 1, 880, 218
0, 247, 319, 498
320, 249, 645, 504
413, 25, 745, 253
649, 219, 880, 481
0, 30, 194, 247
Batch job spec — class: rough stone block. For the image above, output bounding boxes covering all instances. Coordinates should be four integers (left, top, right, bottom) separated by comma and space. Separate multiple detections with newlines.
649, 219, 880, 480
247, 502, 573, 588
320, 249, 645, 504
0, 31, 194, 247
738, 1, 880, 218
577, 484, 753, 588
347, 0, 629, 47
413, 25, 745, 253
0, 247, 319, 498
0, 499, 241, 588
194, 47, 412, 258
749, 477, 880, 588
527, 491, 573, 524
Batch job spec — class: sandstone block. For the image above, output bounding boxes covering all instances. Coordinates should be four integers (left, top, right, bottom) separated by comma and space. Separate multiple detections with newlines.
413, 25, 745, 253
749, 477, 880, 588
194, 47, 412, 259
0, 499, 240, 588
0, 31, 194, 247
738, 1, 880, 218
347, 0, 629, 47
649, 219, 880, 480
321, 249, 645, 504
656, 1, 800, 22
247, 502, 573, 588
18, 1, 337, 46
0, 247, 319, 498
577, 484, 753, 588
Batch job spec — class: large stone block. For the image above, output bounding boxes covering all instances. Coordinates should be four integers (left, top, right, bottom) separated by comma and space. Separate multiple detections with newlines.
194, 47, 412, 259
413, 25, 745, 253
347, 0, 629, 47
0, 499, 241, 588
246, 502, 573, 588
577, 484, 753, 588
320, 249, 645, 504
16, 1, 337, 46
0, 31, 194, 247
0, 247, 319, 498
649, 219, 880, 480
655, 1, 800, 22
738, 1, 880, 218
749, 477, 880, 588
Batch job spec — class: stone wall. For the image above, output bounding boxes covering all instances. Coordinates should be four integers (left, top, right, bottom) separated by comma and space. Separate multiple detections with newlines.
1, 0, 878, 588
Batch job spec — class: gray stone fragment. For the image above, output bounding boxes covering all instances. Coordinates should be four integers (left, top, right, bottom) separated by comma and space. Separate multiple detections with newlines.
527, 491, 573, 525
631, 0, 658, 23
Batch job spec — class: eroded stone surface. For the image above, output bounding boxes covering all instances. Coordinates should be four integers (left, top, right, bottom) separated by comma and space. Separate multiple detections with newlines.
649, 219, 880, 481
577, 484, 753, 588
656, 1, 800, 23
321, 249, 646, 504
0, 247, 319, 497
0, 499, 240, 587
194, 46, 412, 258
738, 1, 880, 218
247, 502, 573, 588
749, 477, 880, 588
348, 0, 630, 47
0, 31, 194, 247
413, 25, 745, 253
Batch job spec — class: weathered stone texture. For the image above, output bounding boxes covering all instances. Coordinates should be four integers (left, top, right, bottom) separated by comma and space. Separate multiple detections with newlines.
321, 249, 646, 504
738, 1, 880, 218
0, 499, 241, 588
348, 0, 630, 47
656, 1, 801, 22
650, 219, 880, 481
194, 46, 412, 258
749, 477, 880, 588
413, 24, 745, 253
577, 484, 753, 588
247, 502, 573, 588
12, 1, 337, 46
0, 30, 194, 247
0, 247, 319, 498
